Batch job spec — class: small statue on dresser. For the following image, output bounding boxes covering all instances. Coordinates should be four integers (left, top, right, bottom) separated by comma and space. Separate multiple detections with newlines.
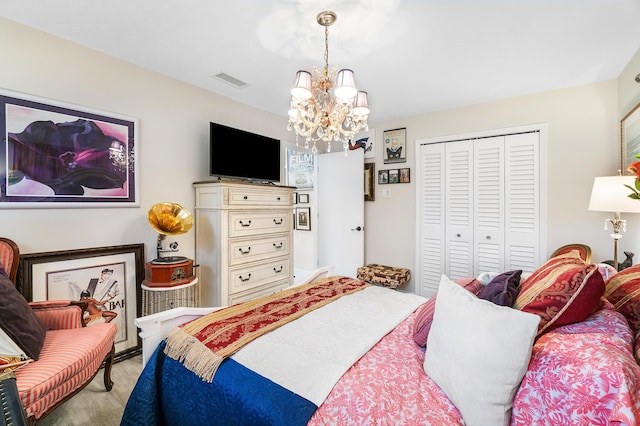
603, 251, 634, 271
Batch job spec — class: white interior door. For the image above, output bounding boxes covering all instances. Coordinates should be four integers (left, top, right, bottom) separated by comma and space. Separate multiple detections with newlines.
317, 149, 364, 277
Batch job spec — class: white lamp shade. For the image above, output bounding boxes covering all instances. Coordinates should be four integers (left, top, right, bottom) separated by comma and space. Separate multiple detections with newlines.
352, 91, 370, 116
334, 69, 357, 101
291, 70, 312, 100
588, 176, 640, 213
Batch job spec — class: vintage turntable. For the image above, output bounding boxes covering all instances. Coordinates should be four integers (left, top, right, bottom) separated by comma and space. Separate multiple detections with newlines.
142, 202, 196, 288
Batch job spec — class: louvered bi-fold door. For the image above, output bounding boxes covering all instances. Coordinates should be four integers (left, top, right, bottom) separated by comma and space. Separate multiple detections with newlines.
418, 143, 445, 296
504, 132, 541, 272
474, 136, 505, 272
445, 141, 474, 281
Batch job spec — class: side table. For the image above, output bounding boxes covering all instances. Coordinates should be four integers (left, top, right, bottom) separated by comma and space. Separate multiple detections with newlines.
141, 277, 199, 316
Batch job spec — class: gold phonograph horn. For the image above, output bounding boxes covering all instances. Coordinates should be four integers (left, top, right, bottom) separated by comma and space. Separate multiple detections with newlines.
148, 202, 193, 264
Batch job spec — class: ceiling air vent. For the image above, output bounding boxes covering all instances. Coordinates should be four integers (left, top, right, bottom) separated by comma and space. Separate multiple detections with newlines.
214, 72, 248, 89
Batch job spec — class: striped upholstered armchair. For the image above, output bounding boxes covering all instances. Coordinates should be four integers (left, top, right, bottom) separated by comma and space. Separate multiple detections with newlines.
0, 238, 117, 425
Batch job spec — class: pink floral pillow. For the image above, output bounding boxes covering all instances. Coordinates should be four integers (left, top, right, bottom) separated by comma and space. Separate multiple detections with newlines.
412, 277, 483, 346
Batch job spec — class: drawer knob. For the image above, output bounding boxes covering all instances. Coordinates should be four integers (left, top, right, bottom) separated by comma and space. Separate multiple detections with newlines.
277, 197, 281, 201
239, 273, 252, 282
239, 220, 252, 227
243, 195, 248, 200
273, 218, 283, 225
273, 266, 284, 274
273, 242, 283, 249
238, 247, 251, 254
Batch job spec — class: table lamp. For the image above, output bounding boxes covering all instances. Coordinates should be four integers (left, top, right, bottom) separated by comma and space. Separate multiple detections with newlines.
588, 176, 640, 270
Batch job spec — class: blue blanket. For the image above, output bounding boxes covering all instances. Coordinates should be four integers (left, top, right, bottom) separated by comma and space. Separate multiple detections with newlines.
120, 342, 317, 426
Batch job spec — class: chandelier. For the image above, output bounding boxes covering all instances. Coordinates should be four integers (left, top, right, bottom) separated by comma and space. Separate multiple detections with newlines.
287, 11, 370, 154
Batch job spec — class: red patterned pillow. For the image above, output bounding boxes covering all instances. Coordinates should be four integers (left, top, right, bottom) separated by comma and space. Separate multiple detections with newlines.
604, 264, 640, 334
412, 277, 483, 346
514, 251, 605, 336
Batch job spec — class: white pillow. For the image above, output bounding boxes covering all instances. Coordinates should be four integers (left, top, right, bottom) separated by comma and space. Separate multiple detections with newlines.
424, 275, 540, 426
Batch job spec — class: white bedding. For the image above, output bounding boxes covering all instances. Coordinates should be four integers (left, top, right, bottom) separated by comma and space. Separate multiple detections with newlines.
231, 285, 426, 405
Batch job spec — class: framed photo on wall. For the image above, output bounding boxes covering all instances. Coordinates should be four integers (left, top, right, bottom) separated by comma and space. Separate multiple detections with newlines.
621, 101, 640, 174
0, 88, 138, 208
378, 170, 389, 184
364, 162, 375, 201
18, 243, 145, 361
383, 127, 406, 164
295, 207, 311, 231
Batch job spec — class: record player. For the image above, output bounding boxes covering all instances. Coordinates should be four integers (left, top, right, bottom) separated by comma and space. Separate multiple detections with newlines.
142, 202, 196, 288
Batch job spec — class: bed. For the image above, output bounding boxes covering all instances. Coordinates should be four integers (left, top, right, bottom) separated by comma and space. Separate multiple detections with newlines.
121, 256, 640, 426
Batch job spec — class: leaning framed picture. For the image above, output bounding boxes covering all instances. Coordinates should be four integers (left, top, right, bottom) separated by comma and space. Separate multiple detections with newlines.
364, 162, 375, 201
0, 88, 138, 207
621, 101, 640, 174
295, 207, 311, 231
383, 127, 407, 164
18, 243, 145, 362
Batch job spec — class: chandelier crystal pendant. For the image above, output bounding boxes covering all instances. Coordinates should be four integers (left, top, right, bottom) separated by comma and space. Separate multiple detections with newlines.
287, 11, 370, 154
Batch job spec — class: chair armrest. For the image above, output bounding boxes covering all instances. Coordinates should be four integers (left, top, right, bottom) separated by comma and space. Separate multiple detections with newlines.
29, 300, 87, 330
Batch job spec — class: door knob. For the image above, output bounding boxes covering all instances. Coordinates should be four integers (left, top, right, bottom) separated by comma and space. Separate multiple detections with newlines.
351, 226, 363, 231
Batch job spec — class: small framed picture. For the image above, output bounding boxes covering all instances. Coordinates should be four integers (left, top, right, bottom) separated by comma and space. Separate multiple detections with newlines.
298, 193, 309, 204
295, 207, 311, 231
293, 193, 298, 204
378, 170, 389, 184
389, 169, 399, 184
399, 168, 410, 183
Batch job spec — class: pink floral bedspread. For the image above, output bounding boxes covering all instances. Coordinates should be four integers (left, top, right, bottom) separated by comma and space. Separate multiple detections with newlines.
309, 304, 640, 425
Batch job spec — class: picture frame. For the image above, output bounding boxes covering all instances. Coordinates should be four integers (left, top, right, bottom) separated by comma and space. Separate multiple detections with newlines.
364, 162, 375, 201
383, 127, 407, 164
295, 207, 311, 231
621, 101, 640, 174
287, 149, 315, 188
378, 170, 389, 184
298, 193, 309, 204
399, 168, 410, 183
351, 128, 375, 159
389, 169, 400, 184
0, 89, 138, 207
18, 243, 145, 362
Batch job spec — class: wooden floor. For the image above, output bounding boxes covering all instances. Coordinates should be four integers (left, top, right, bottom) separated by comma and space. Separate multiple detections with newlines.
39, 355, 143, 426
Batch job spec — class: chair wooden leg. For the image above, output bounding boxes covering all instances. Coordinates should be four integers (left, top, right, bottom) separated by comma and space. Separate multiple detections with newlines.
103, 343, 115, 391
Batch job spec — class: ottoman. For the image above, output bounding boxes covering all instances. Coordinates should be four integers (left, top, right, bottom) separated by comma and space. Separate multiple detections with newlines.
356, 264, 411, 289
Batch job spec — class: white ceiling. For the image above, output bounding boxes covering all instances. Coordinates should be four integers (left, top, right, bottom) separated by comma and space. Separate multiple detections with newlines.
2, 0, 640, 123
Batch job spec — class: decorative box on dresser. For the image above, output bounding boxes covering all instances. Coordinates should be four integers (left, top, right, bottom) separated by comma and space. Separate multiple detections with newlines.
194, 180, 295, 307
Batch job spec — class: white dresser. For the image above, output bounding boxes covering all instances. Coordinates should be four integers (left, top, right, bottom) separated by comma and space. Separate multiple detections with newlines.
194, 180, 295, 307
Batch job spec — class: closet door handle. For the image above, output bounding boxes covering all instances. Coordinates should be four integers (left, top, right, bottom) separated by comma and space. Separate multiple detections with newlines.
239, 220, 252, 227
273, 242, 283, 249
273, 218, 283, 225
238, 247, 251, 254
239, 274, 252, 282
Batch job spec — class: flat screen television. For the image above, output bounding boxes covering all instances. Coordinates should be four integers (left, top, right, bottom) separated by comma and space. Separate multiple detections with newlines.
209, 122, 281, 182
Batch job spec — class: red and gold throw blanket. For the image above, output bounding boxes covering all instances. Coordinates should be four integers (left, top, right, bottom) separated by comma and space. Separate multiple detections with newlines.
164, 276, 368, 382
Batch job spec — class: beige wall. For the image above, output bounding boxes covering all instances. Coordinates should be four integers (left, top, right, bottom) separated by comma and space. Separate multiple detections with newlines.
0, 18, 296, 262
3, 17, 640, 295
368, 80, 632, 292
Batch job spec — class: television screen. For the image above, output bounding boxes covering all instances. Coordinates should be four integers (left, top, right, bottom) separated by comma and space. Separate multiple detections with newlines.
209, 122, 281, 182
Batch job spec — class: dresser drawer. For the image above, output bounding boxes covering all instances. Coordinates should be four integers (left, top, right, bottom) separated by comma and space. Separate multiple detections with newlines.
228, 278, 290, 305
228, 186, 292, 207
228, 257, 291, 295
228, 210, 291, 237
228, 233, 290, 266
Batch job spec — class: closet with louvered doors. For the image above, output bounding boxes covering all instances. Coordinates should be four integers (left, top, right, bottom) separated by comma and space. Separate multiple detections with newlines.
416, 129, 543, 297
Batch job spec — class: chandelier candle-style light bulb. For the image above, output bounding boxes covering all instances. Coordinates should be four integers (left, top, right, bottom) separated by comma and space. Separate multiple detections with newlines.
287, 10, 370, 154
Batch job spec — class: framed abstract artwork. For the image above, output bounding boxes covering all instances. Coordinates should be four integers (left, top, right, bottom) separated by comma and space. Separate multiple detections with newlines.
621, 101, 640, 174
0, 89, 138, 207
